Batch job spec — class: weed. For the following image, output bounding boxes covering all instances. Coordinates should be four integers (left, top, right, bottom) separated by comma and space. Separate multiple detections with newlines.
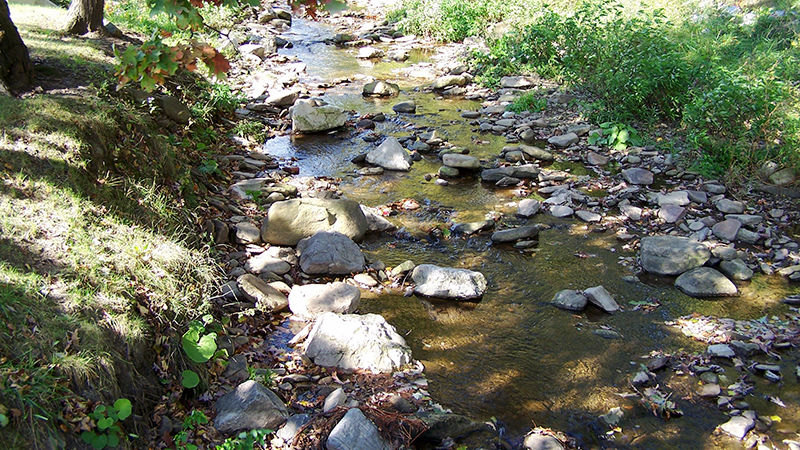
506, 91, 547, 113
173, 409, 209, 450
217, 429, 273, 450
80, 398, 132, 449
232, 120, 268, 143
588, 122, 642, 150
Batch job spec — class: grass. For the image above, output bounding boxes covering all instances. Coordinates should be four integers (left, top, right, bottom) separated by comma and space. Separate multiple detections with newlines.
2, 2, 223, 446
390, 0, 800, 178
506, 91, 547, 113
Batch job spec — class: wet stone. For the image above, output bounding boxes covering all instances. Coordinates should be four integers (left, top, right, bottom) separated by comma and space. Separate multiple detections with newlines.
583, 285, 620, 313
552, 289, 588, 311
640, 236, 710, 276
392, 101, 417, 113
719, 415, 755, 440
491, 225, 542, 243
699, 383, 721, 397
411, 264, 488, 300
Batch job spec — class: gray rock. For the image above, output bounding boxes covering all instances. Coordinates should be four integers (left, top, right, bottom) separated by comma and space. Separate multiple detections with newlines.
712, 245, 738, 260
158, 95, 191, 124
657, 191, 690, 206
276, 414, 311, 442
390, 260, 416, 277
323, 387, 347, 413
688, 190, 708, 204
658, 205, 685, 223
439, 165, 460, 178
575, 210, 601, 222
715, 198, 745, 214
548, 132, 579, 147
523, 432, 564, 450
712, 219, 742, 241
261, 198, 368, 246
214, 380, 288, 433
292, 99, 348, 133
500, 76, 535, 89
297, 232, 365, 275
640, 236, 710, 276
367, 137, 412, 171
392, 101, 417, 113
699, 383, 721, 397
442, 153, 480, 169
432, 75, 467, 89
245, 253, 291, 275
452, 220, 493, 234
622, 168, 654, 185
304, 312, 412, 373
357, 46, 384, 59
719, 259, 754, 281
736, 228, 760, 244
552, 289, 588, 311
675, 267, 738, 297
363, 80, 399, 97
411, 264, 487, 300
620, 203, 643, 220
288, 282, 361, 319
234, 222, 261, 244
550, 205, 574, 218
719, 415, 754, 440
481, 166, 515, 182
769, 167, 795, 185
724, 214, 762, 227
518, 199, 541, 217
326, 408, 392, 450
583, 286, 620, 313
264, 89, 299, 107
359, 205, 395, 232
586, 151, 609, 166
237, 274, 288, 311
491, 225, 542, 243
520, 145, 554, 161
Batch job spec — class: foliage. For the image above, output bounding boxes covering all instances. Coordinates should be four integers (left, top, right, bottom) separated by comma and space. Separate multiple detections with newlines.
198, 158, 221, 176
506, 91, 547, 113
232, 120, 268, 143
588, 122, 641, 151
216, 429, 273, 450
180, 314, 228, 389
174, 410, 209, 450
80, 399, 132, 449
191, 82, 246, 123
388, 0, 503, 41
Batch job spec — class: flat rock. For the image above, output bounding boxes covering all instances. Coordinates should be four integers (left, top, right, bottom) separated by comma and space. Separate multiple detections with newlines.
586, 151, 609, 166
261, 198, 368, 246
550, 205, 574, 217
392, 101, 416, 113
675, 267, 737, 297
432, 75, 467, 89
520, 145, 554, 161
523, 432, 564, 450
326, 408, 392, 450
657, 191, 690, 206
214, 380, 288, 433
500, 76, 535, 89
304, 312, 412, 373
575, 210, 601, 222
622, 168, 654, 185
452, 220, 493, 234
288, 282, 361, 319
411, 264, 487, 300
548, 132, 579, 148
552, 289, 588, 311
715, 198, 745, 214
237, 274, 288, 311
292, 99, 348, 133
640, 236, 710, 276
442, 153, 480, 169
359, 205, 396, 232
297, 232, 365, 275
769, 167, 795, 185
276, 414, 311, 442
491, 225, 542, 243
366, 137, 412, 171
719, 415, 754, 440
518, 199, 541, 217
583, 285, 620, 313
712, 219, 742, 241
234, 222, 261, 244
658, 205, 685, 223
357, 46, 384, 59
244, 253, 291, 275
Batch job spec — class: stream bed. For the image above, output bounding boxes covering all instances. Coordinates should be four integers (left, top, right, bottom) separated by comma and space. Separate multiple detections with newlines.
262, 15, 800, 448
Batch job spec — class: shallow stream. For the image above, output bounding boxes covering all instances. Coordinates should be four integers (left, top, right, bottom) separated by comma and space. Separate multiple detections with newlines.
264, 16, 800, 448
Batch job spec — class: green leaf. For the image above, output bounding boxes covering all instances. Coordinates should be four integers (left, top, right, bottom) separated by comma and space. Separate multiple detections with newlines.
90, 433, 108, 450
182, 370, 200, 389
201, 314, 214, 325
81, 431, 95, 444
0, 413, 6, 427
97, 417, 114, 431
107, 433, 120, 448
114, 398, 132, 421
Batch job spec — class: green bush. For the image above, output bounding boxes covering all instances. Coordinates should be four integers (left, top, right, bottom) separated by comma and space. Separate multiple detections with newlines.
506, 91, 547, 113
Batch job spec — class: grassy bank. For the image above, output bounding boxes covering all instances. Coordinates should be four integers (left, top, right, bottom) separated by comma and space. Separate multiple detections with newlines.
1, 3, 225, 446
389, 0, 800, 177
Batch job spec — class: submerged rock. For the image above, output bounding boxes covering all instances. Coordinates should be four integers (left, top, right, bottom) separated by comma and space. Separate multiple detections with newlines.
491, 225, 542, 243
411, 264, 487, 300
304, 312, 412, 373
261, 198, 368, 246
675, 267, 737, 297
392, 100, 417, 113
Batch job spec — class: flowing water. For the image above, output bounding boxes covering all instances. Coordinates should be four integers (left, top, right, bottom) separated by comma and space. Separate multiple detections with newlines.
265, 16, 800, 448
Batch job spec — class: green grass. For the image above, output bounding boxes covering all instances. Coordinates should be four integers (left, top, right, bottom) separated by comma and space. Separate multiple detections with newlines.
506, 91, 547, 113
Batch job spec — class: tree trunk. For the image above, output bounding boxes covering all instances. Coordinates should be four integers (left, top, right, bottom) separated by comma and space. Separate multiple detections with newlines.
64, 0, 105, 35
0, 0, 32, 95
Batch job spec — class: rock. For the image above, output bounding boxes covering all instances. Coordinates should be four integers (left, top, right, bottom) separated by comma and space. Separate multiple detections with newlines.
359, 205, 395, 232
288, 282, 361, 319
432, 75, 467, 89
292, 99, 348, 133
244, 253, 291, 275
719, 415, 754, 440
657, 191, 691, 206
699, 383, 721, 397
550, 205, 574, 218
418, 411, 490, 441
326, 408, 392, 450
500, 76, 535, 89
297, 232, 365, 275
547, 132, 579, 148
620, 203, 642, 220
363, 80, 399, 97
261, 198, 368, 246
724, 214, 762, 227
719, 259, 753, 281
357, 46, 384, 59
523, 432, 564, 450
736, 228, 760, 244
586, 151, 609, 166
237, 274, 288, 311
411, 264, 487, 300
366, 137, 412, 171
452, 220, 493, 234
657, 205, 684, 223
688, 190, 708, 204
276, 414, 311, 442
158, 95, 191, 124
593, 329, 623, 339
438, 166, 460, 178
214, 380, 288, 433
583, 286, 620, 313
390, 260, 416, 277
304, 312, 412, 373
491, 225, 542, 243
622, 168, 654, 185
265, 89, 300, 107
769, 167, 795, 185
392, 100, 417, 113
518, 199, 541, 217
640, 236, 710, 276
519, 145, 554, 161
234, 222, 261, 244
712, 219, 742, 241
675, 267, 737, 297
600, 407, 625, 427
323, 388, 347, 413
442, 153, 480, 169
353, 273, 378, 287
575, 210, 601, 222
715, 198, 745, 214
552, 289, 588, 311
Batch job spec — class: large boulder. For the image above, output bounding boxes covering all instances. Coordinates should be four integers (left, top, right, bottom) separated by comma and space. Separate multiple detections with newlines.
366, 137, 412, 171
214, 380, 288, 433
675, 267, 738, 297
261, 198, 368, 246
288, 282, 361, 319
411, 264, 488, 300
291, 99, 348, 133
640, 236, 710, 276
297, 231, 365, 275
304, 312, 412, 373
326, 408, 392, 450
